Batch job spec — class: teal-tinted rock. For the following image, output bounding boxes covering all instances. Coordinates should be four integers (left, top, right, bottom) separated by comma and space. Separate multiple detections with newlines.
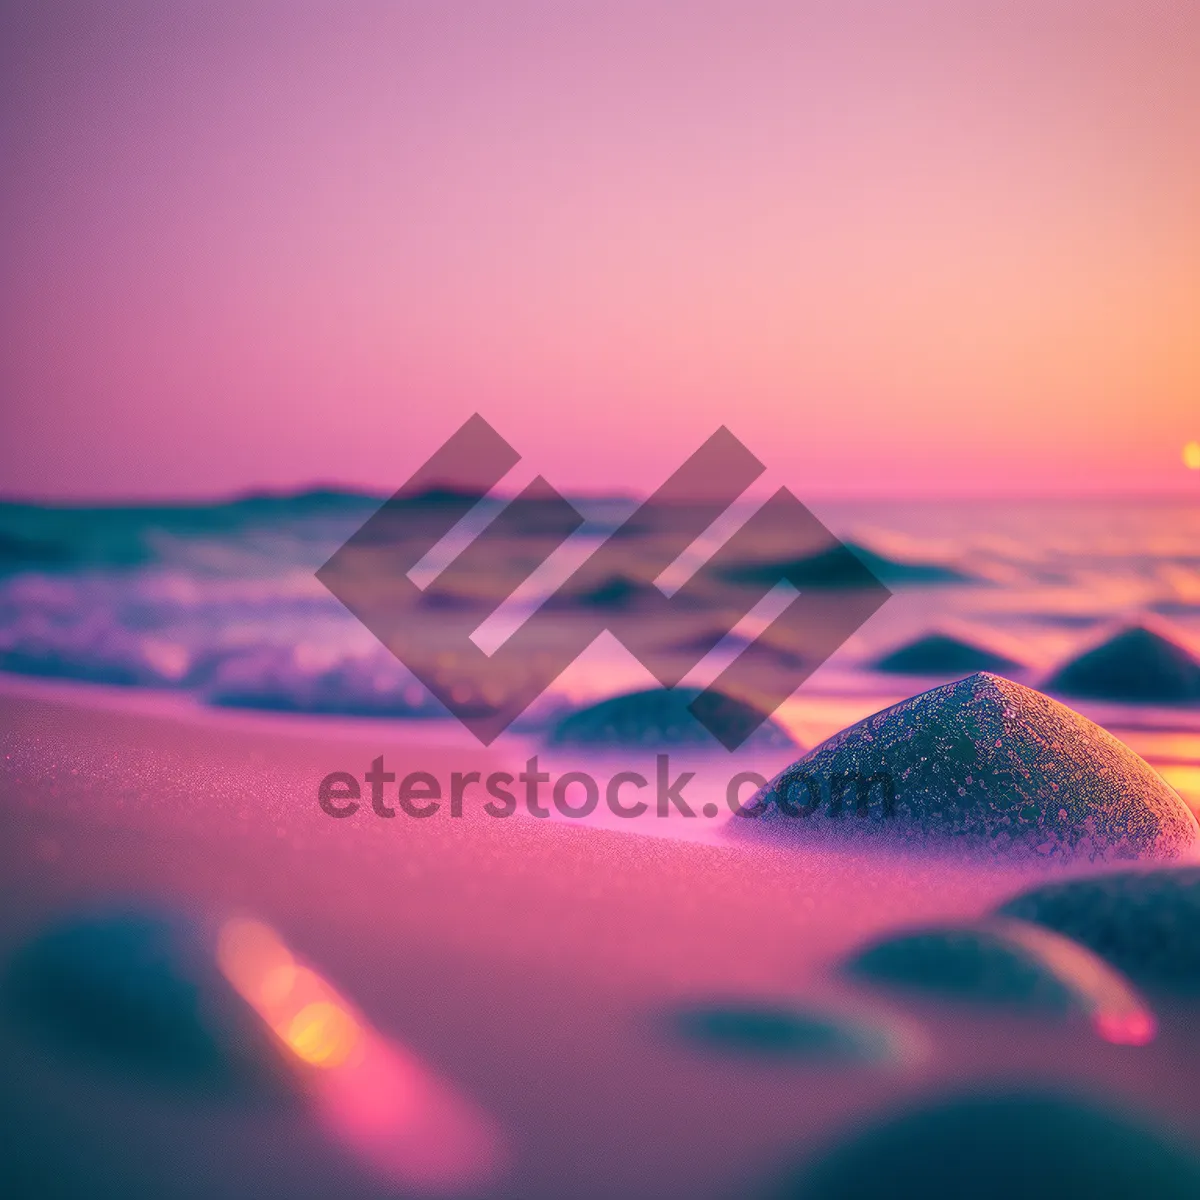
845, 922, 1079, 1011
873, 632, 1024, 676
998, 868, 1200, 993
769, 1091, 1200, 1199
1045, 621, 1200, 704
668, 1001, 898, 1064
547, 686, 796, 750
722, 541, 976, 589
6, 908, 281, 1091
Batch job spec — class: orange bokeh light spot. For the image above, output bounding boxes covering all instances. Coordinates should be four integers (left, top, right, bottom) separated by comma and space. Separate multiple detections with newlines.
286, 1001, 362, 1068
215, 916, 504, 1191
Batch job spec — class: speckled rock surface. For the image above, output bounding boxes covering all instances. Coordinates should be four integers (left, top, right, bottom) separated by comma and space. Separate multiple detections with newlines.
768, 1091, 1200, 1199
546, 686, 796, 749
997, 867, 1200, 993
740, 673, 1198, 861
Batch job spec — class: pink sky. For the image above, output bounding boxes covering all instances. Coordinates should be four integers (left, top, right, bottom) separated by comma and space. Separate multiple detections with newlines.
1, 2, 1197, 499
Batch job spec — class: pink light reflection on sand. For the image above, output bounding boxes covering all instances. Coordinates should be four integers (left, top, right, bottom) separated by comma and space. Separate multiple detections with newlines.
216, 918, 505, 1193
993, 918, 1157, 1047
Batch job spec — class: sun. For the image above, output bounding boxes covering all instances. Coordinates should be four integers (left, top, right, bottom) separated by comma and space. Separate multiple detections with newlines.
1186, 441, 1200, 471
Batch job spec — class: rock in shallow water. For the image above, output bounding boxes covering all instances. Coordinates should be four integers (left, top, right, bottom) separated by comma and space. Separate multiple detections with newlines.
721, 540, 975, 588
1044, 620, 1200, 704
873, 631, 1025, 677
997, 867, 1200, 994
768, 1091, 1200, 1199
546, 686, 796, 750
739, 673, 1198, 861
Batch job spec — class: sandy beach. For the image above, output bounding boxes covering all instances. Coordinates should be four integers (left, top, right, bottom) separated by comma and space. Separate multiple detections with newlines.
3, 674, 1198, 1197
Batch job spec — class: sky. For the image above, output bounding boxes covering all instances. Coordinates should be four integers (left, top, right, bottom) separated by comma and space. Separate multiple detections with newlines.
1, 1, 1198, 500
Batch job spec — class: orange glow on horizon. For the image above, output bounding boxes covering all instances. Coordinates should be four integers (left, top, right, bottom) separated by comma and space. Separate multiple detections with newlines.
2, 6, 1198, 500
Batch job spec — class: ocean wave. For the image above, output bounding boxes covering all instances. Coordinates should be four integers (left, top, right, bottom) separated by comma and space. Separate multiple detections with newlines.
1, 494, 1197, 718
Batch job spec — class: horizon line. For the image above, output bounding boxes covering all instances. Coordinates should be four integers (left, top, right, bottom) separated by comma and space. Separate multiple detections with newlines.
2, 484, 1198, 509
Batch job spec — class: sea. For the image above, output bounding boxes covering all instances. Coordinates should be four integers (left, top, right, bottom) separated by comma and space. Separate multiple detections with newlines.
2, 491, 1198, 810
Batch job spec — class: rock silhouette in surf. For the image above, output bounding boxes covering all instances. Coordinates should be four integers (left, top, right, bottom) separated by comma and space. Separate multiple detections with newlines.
547, 685, 796, 749
1044, 620, 1200, 704
721, 540, 976, 590
873, 631, 1025, 677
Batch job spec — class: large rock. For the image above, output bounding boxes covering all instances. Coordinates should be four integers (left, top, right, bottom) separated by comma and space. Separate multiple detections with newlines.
1044, 620, 1200, 703
739, 673, 1198, 861
997, 867, 1200, 994
768, 1091, 1200, 1199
